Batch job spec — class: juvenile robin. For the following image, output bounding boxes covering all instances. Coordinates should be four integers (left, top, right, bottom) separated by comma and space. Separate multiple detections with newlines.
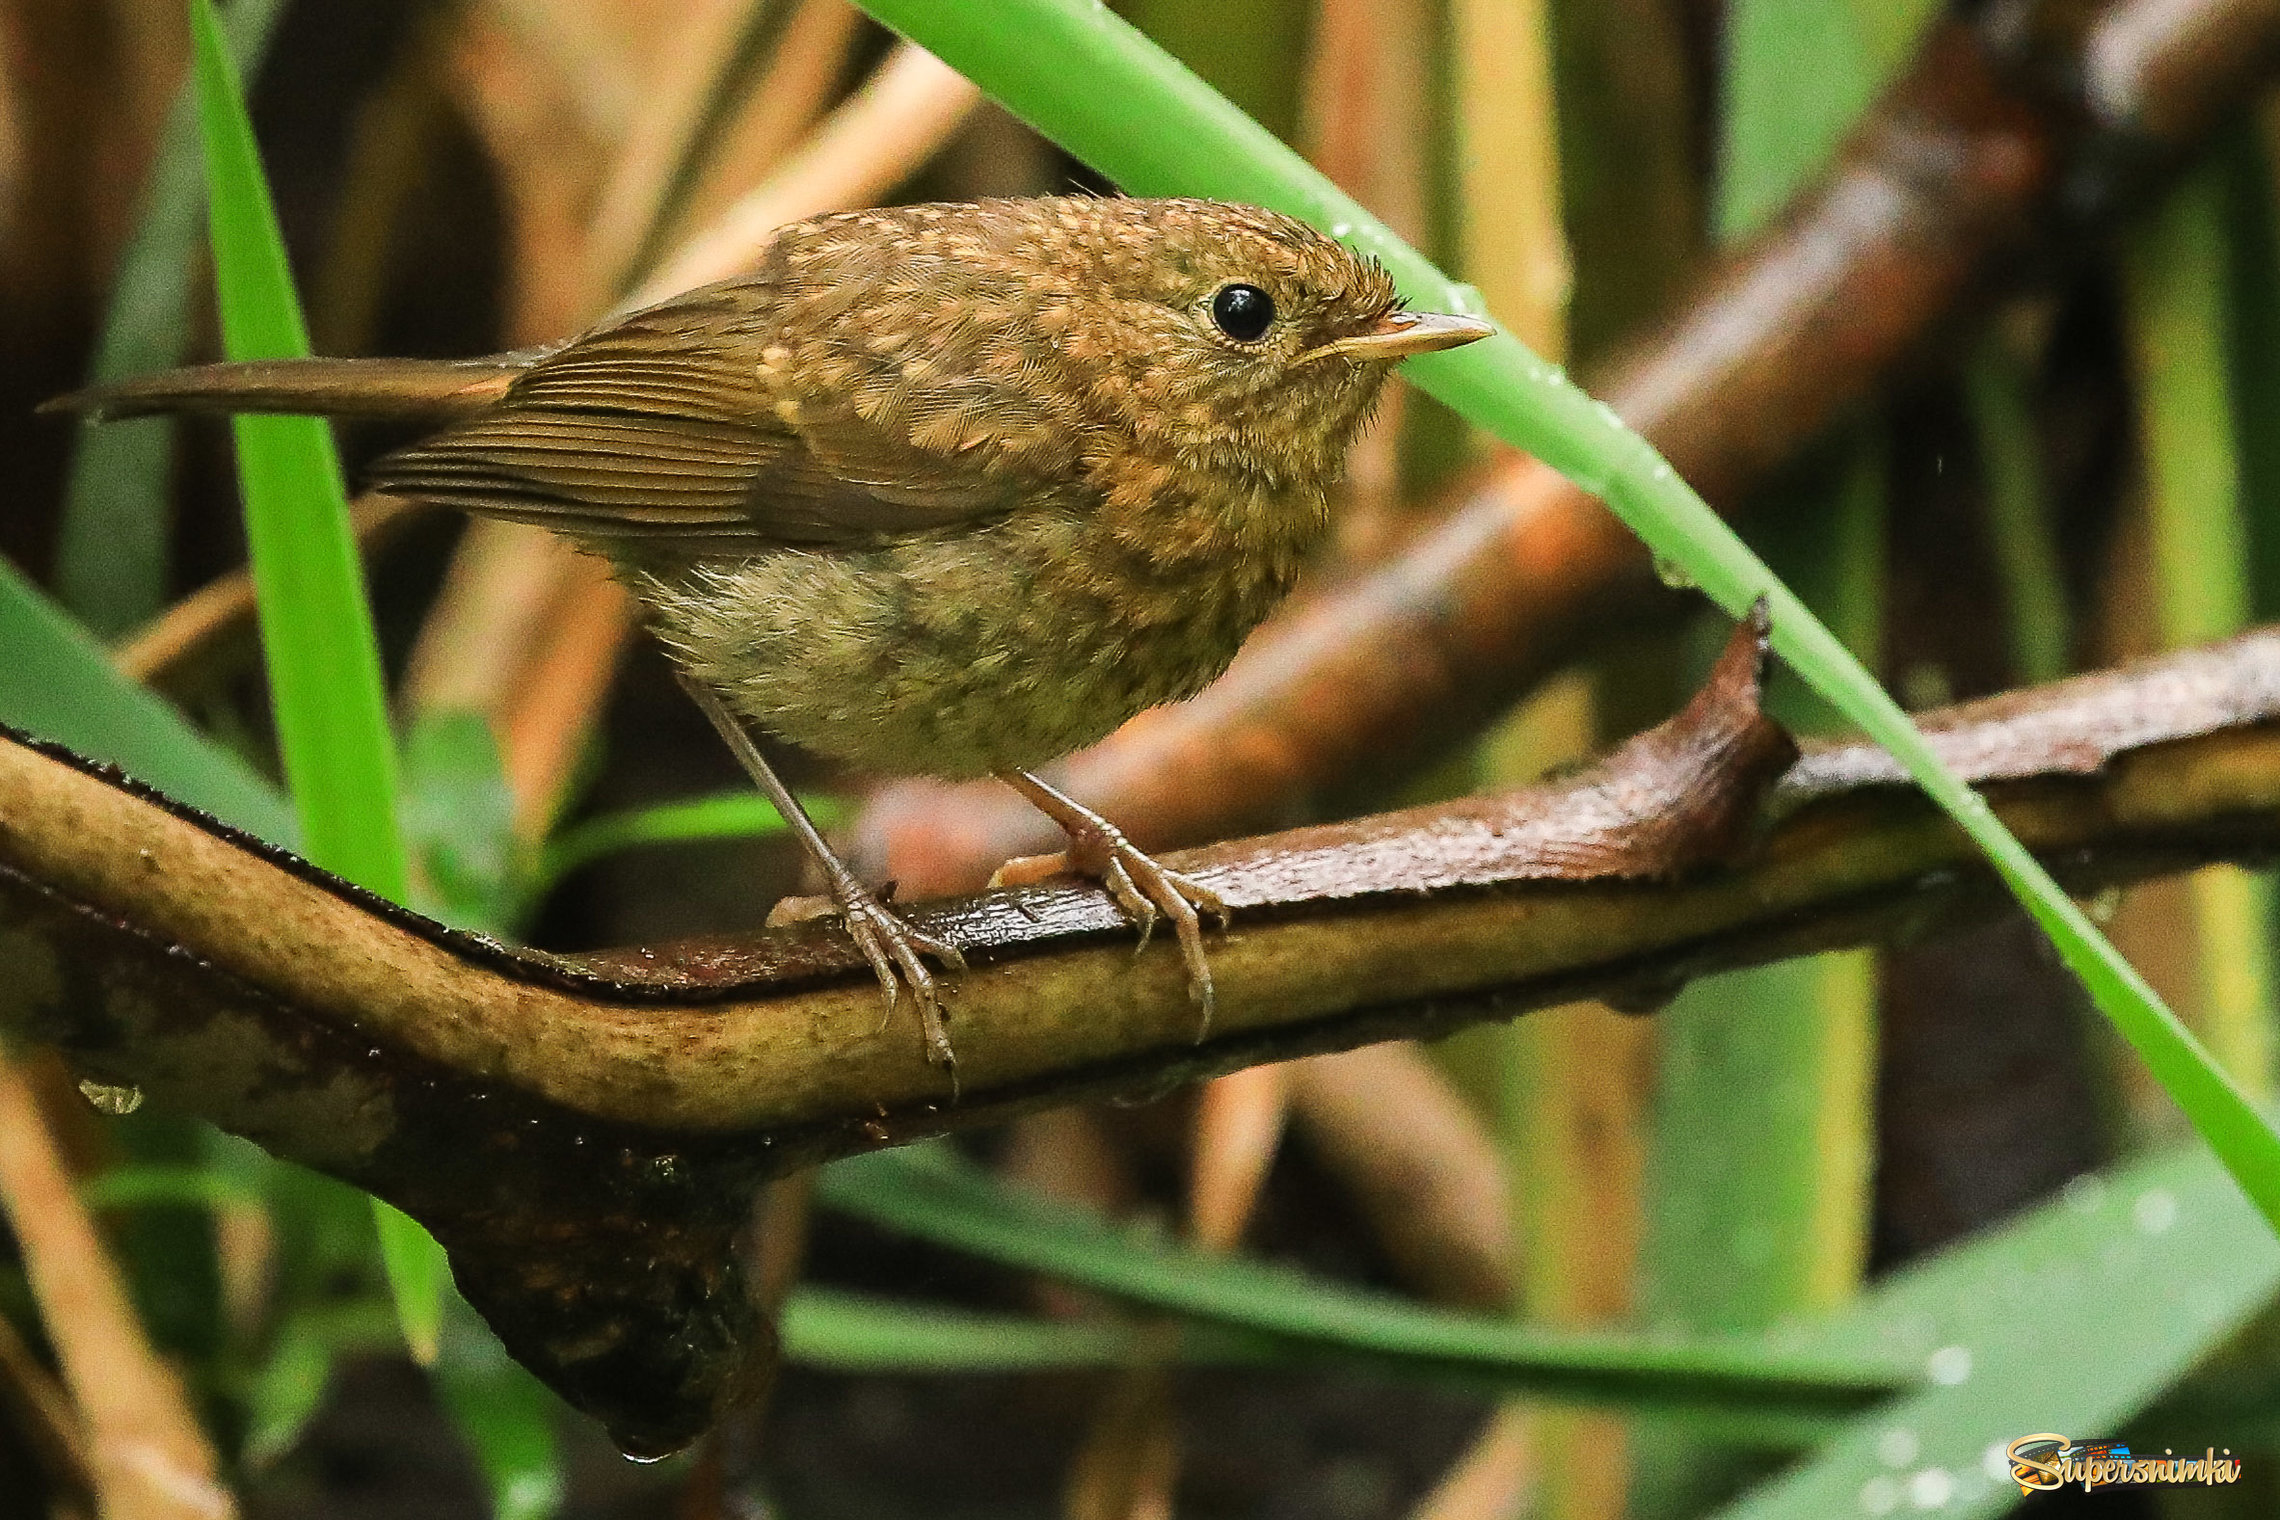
50, 195, 1493, 1070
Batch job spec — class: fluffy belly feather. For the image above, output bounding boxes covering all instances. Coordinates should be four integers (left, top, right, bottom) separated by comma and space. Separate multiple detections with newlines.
639, 509, 1303, 780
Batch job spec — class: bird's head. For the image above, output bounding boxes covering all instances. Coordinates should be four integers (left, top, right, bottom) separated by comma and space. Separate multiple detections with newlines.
1025, 198, 1494, 485
759, 197, 1492, 497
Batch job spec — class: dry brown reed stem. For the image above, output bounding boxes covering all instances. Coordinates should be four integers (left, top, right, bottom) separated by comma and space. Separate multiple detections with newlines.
0, 1054, 234, 1520
1450, 0, 1569, 358
113, 493, 430, 701
402, 33, 978, 833
852, 0, 2280, 897
1186, 1063, 1289, 1253
1064, 1015, 1289, 1520
1407, 1406, 1538, 1520
1286, 1045, 1515, 1309
1063, 1062, 1291, 1520
635, 41, 981, 301
497, 557, 639, 832
1300, 0, 1432, 561
308, 8, 457, 357
658, 0, 867, 278
451, 2, 629, 346
578, 0, 769, 303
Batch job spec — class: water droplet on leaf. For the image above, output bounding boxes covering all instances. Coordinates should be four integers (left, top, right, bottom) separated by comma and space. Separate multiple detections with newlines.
2133, 1187, 2178, 1235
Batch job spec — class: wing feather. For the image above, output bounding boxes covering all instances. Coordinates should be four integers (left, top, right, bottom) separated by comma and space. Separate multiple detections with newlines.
365, 276, 1047, 547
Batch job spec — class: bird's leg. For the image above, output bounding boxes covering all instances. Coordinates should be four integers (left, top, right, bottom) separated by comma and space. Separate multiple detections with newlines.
676, 674, 965, 1068
996, 769, 1229, 1038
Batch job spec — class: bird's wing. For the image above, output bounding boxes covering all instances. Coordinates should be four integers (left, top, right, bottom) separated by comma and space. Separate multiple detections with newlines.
365, 283, 1057, 548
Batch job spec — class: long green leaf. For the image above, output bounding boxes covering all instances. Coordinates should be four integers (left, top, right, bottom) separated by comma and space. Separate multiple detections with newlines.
54, 0, 290, 637
0, 557, 293, 841
83, 1161, 266, 1215
399, 711, 523, 935
1719, 1141, 2280, 1518
851, 0, 2280, 1235
816, 1148, 1908, 1416
188, 0, 443, 1362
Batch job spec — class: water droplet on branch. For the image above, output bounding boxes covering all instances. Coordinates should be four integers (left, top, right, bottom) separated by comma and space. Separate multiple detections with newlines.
78, 1079, 143, 1115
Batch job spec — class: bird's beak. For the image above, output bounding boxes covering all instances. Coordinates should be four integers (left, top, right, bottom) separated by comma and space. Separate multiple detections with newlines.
1303, 309, 1496, 364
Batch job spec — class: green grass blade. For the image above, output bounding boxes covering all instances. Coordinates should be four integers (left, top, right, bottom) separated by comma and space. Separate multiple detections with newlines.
535, 790, 844, 892
1718, 1141, 2280, 1517
190, 0, 405, 902
0, 557, 294, 841
782, 1287, 1238, 1373
371, 1201, 446, 1365
853, 0, 2280, 1235
189, 0, 442, 1361
83, 1162, 266, 1215
54, 0, 289, 637
815, 1148, 1910, 1413
2130, 166, 2257, 651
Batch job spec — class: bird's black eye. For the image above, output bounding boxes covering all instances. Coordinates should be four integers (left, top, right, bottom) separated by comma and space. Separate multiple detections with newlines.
1210, 284, 1276, 342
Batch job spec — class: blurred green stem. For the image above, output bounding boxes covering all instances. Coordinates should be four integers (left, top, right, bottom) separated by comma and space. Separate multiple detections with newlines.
1963, 331, 2071, 686
55, 0, 289, 638
2122, 158, 2277, 1099
1633, 436, 1885, 1517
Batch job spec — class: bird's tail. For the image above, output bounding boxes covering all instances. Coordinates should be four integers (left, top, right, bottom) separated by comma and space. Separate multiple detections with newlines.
40, 355, 529, 423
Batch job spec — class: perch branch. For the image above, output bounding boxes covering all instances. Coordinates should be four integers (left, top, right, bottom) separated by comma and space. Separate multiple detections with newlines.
2, 622, 2278, 1451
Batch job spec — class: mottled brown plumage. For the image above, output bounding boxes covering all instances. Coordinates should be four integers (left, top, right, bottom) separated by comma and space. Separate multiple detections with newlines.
50, 195, 1492, 1072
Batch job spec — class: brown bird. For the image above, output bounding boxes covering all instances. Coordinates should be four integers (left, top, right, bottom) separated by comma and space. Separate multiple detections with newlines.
49, 195, 1493, 1071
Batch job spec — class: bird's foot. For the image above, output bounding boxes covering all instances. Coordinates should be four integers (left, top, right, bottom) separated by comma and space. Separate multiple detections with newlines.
808, 880, 966, 1069
998, 772, 1229, 1039
672, 670, 968, 1069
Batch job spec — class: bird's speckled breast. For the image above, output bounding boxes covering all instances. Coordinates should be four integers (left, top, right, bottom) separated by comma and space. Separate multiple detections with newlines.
642, 472, 1325, 780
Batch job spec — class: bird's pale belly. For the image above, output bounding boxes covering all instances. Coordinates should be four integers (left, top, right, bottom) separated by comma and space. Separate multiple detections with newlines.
641, 510, 1305, 780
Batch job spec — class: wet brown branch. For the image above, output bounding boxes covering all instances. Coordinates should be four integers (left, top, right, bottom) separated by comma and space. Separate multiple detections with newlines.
853, 0, 2280, 896
2, 621, 2279, 1454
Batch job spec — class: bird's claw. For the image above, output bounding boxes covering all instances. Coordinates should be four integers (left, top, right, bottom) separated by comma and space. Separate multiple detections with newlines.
1062, 821, 1228, 1040
831, 886, 966, 1069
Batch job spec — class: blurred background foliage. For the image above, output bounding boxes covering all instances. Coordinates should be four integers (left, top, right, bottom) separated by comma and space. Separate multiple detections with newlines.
2, 0, 2280, 1516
